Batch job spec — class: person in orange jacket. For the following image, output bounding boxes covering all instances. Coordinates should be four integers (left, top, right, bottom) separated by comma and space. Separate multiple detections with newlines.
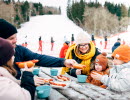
59, 41, 70, 58
86, 52, 109, 88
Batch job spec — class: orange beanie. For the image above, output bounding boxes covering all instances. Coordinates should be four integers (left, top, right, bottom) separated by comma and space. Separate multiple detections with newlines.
95, 52, 108, 71
112, 45, 130, 63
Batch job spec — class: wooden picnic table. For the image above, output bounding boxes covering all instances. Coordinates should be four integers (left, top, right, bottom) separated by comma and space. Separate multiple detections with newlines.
34, 67, 130, 100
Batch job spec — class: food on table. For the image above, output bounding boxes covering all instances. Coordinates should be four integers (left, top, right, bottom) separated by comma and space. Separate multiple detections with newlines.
49, 81, 66, 87
73, 64, 86, 69
42, 78, 53, 83
57, 75, 70, 81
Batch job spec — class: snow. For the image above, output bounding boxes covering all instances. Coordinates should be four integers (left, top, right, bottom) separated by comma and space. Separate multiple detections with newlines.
17, 15, 85, 56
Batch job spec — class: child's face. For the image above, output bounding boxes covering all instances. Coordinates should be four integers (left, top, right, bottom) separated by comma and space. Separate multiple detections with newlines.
113, 58, 125, 65
95, 63, 102, 72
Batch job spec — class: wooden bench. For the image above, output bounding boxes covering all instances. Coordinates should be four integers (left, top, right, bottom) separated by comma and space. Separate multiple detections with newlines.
34, 67, 130, 100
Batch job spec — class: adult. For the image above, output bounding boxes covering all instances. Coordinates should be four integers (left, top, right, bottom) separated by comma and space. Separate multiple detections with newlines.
112, 38, 121, 53
61, 32, 100, 77
59, 41, 70, 58
38, 36, 43, 54
91, 34, 96, 46
51, 36, 55, 51
104, 36, 107, 49
0, 37, 35, 100
0, 19, 76, 80
71, 34, 75, 45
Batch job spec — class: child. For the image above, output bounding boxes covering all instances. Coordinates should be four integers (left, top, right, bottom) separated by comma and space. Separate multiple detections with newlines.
91, 45, 130, 93
86, 52, 109, 88
0, 38, 35, 100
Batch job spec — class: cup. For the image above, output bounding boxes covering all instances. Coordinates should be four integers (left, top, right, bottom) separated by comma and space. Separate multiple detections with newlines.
77, 75, 87, 83
50, 69, 58, 76
33, 68, 40, 75
36, 85, 51, 99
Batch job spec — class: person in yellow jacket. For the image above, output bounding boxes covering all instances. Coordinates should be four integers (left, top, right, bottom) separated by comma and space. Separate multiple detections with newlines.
61, 32, 101, 77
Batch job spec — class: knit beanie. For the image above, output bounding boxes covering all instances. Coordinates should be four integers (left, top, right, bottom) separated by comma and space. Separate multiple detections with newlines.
0, 19, 17, 39
75, 32, 91, 45
95, 52, 108, 71
0, 37, 14, 66
112, 45, 130, 63
65, 41, 70, 45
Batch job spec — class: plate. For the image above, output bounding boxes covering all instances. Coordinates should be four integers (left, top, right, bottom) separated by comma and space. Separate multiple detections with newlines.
50, 81, 70, 89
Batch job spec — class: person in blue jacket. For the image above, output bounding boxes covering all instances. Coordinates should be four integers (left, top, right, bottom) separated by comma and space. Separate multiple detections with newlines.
0, 19, 76, 81
112, 38, 121, 52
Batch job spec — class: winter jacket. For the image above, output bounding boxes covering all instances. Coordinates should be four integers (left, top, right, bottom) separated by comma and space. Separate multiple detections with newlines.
101, 61, 130, 92
0, 67, 35, 100
14, 45, 65, 79
112, 42, 121, 52
86, 70, 109, 88
59, 43, 69, 58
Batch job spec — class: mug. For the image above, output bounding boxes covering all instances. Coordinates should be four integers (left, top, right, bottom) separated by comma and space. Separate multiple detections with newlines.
36, 85, 51, 99
77, 75, 87, 83
50, 69, 58, 76
33, 68, 40, 75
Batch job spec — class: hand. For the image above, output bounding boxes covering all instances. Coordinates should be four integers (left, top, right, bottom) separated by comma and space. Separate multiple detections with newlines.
24, 63, 34, 72
76, 69, 82, 75
34, 76, 45, 86
64, 59, 77, 68
91, 72, 102, 80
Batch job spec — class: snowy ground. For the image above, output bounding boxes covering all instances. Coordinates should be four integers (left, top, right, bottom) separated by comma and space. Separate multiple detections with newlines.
17, 15, 85, 57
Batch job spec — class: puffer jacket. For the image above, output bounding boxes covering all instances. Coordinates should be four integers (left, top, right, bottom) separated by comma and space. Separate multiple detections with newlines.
0, 67, 35, 100
112, 42, 120, 52
59, 43, 69, 58
101, 61, 130, 92
86, 70, 109, 88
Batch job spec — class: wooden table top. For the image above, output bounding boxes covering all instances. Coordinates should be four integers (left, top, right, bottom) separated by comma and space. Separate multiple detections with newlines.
34, 67, 130, 100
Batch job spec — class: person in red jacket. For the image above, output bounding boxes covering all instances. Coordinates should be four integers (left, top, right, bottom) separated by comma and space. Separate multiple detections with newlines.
59, 41, 70, 58
38, 36, 43, 54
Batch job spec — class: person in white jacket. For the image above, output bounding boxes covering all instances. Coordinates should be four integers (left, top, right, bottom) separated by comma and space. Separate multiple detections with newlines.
0, 37, 35, 100
91, 45, 130, 93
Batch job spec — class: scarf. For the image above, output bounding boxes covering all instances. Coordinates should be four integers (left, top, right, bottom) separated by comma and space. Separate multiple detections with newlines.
61, 41, 95, 75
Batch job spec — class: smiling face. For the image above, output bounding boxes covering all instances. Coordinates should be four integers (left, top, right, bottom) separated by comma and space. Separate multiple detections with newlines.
95, 63, 102, 72
113, 58, 125, 65
78, 43, 90, 54
6, 34, 17, 48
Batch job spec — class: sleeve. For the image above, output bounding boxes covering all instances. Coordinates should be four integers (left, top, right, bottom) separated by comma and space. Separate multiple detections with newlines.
86, 75, 92, 83
21, 71, 36, 100
101, 68, 130, 92
16, 45, 65, 67
67, 68, 77, 77
0, 77, 31, 100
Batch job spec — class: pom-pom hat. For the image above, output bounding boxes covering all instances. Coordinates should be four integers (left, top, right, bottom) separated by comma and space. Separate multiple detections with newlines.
95, 52, 108, 71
